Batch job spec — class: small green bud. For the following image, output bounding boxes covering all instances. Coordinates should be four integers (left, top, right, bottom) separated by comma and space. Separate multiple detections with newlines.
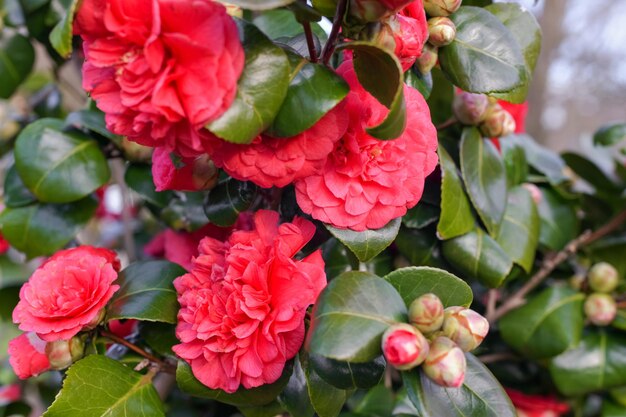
427, 17, 456, 47
588, 262, 620, 293
46, 337, 85, 370
408, 293, 445, 334
441, 307, 489, 352
416, 43, 438, 74
422, 336, 466, 387
423, 0, 462, 17
584, 293, 617, 326
453, 92, 489, 125
479, 103, 516, 138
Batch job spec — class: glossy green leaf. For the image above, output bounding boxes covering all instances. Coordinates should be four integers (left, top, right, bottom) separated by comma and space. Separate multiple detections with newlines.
0, 285, 21, 321
0, 197, 97, 258
500, 287, 585, 359
49, 0, 79, 58
550, 331, 626, 396
125, 164, 174, 209
439, 6, 525, 95
499, 139, 528, 187
65, 109, 121, 141
353, 385, 395, 417
268, 55, 349, 137
161, 192, 209, 232
442, 228, 513, 288
107, 261, 186, 324
0, 33, 35, 98
562, 152, 621, 192
176, 361, 291, 406
279, 355, 314, 417
537, 188, 578, 251
495, 186, 539, 272
239, 402, 285, 417
384, 266, 473, 308
253, 9, 327, 41
506, 134, 568, 185
396, 227, 444, 268
437, 146, 475, 240
402, 204, 439, 230
43, 355, 164, 417
15, 119, 110, 203
140, 322, 177, 357
404, 354, 516, 417
3, 165, 37, 208
426, 68, 454, 125
338, 41, 406, 140
204, 179, 257, 227
460, 128, 507, 236
603, 401, 626, 417
322, 239, 359, 279
309, 353, 385, 390
306, 361, 347, 417
405, 68, 433, 99
326, 218, 401, 263
593, 123, 626, 147
207, 20, 290, 144
307, 271, 406, 362
226, 0, 295, 10
486, 3, 542, 103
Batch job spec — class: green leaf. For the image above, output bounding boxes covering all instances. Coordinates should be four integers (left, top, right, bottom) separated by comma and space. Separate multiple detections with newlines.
226, 0, 295, 10
307, 271, 406, 362
0, 255, 30, 288
593, 123, 626, 147
107, 261, 186, 324
460, 128, 507, 236
325, 218, 401, 263
405, 68, 433, 100
279, 355, 314, 417
486, 2, 542, 103
562, 152, 621, 192
161, 192, 210, 232
140, 322, 177, 357
537, 188, 578, 251
43, 355, 164, 417
204, 179, 257, 227
499, 139, 528, 187
384, 266, 473, 308
439, 6, 526, 94
65, 109, 121, 141
427, 68, 454, 126
338, 41, 406, 140
0, 33, 35, 98
550, 331, 626, 396
176, 361, 292, 406
500, 287, 585, 359
442, 228, 513, 288
396, 227, 444, 268
239, 402, 285, 417
495, 186, 539, 272
49, 0, 79, 58
603, 401, 626, 417
308, 353, 385, 390
3, 165, 37, 208
353, 385, 395, 417
268, 56, 349, 137
125, 164, 174, 209
404, 354, 516, 417
15, 119, 110, 203
506, 134, 568, 185
0, 197, 97, 258
306, 360, 347, 417
437, 146, 475, 240
207, 20, 290, 144
403, 204, 439, 230
253, 9, 327, 41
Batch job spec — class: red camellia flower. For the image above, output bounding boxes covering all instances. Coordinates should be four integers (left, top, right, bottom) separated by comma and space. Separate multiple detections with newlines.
295, 60, 438, 231
498, 100, 528, 134
13, 246, 120, 341
173, 210, 326, 393
506, 389, 570, 417
8, 333, 51, 379
74, 0, 244, 157
205, 104, 349, 188
395, 0, 429, 71
151, 147, 218, 191
0, 231, 9, 254
0, 384, 21, 406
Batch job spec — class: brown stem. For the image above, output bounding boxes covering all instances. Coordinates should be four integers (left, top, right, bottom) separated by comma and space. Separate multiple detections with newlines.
321, 0, 348, 65
485, 289, 498, 321
488, 209, 626, 324
101, 330, 175, 374
298, 2, 319, 64
436, 117, 458, 130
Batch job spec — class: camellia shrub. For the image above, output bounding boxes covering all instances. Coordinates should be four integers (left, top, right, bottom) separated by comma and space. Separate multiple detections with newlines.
0, 0, 626, 416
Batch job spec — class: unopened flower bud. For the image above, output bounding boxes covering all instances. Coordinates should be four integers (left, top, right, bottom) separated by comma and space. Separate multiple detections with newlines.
479, 103, 516, 138
191, 155, 219, 191
453, 92, 489, 125
442, 307, 489, 351
588, 262, 620, 293
423, 0, 462, 17
45, 337, 85, 370
409, 293, 444, 334
416, 43, 438, 74
423, 336, 466, 387
83, 308, 107, 331
120, 138, 153, 163
584, 293, 617, 326
427, 17, 456, 47
349, 0, 414, 22
521, 183, 543, 205
217, 1, 243, 17
381, 323, 429, 370
568, 274, 585, 291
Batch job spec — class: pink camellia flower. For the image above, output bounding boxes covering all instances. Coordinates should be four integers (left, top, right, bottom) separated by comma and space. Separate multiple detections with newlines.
381, 323, 429, 370
499, 100, 528, 134
151, 147, 218, 192
8, 333, 51, 379
13, 246, 120, 341
505, 389, 570, 417
73, 0, 244, 157
173, 210, 326, 393
205, 104, 349, 188
395, 0, 429, 71
295, 60, 438, 231
0, 384, 21, 406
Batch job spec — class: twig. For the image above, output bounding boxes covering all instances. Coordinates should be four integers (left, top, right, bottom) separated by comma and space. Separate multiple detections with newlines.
110, 158, 137, 262
478, 352, 519, 364
101, 330, 175, 374
436, 117, 457, 130
485, 289, 498, 321
488, 209, 626, 323
299, 1, 318, 63
321, 0, 348, 65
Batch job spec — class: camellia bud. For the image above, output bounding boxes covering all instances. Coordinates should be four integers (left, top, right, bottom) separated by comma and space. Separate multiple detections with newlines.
479, 103, 516, 138
442, 306, 489, 351
423, 0, 462, 17
416, 43, 438, 74
120, 138, 153, 163
409, 293, 445, 334
588, 262, 620, 293
584, 293, 617, 326
349, 0, 414, 22
521, 183, 543, 205
427, 17, 456, 47
453, 92, 489, 125
83, 307, 107, 331
422, 336, 466, 387
381, 323, 429, 370
45, 337, 85, 370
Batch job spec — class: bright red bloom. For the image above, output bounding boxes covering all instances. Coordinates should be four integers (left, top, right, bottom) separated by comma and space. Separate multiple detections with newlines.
173, 210, 326, 393
295, 60, 438, 231
498, 100, 528, 134
205, 104, 349, 188
74, 0, 244, 157
395, 1, 428, 71
108, 320, 138, 339
8, 333, 51, 379
506, 389, 570, 417
0, 231, 9, 254
151, 147, 218, 191
13, 246, 120, 341
0, 384, 21, 406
